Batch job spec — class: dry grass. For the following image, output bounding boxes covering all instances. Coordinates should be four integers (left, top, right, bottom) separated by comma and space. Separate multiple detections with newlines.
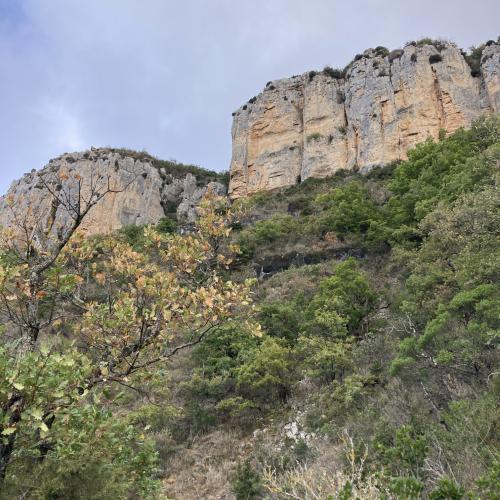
264, 465, 381, 499
263, 431, 383, 499
162, 429, 253, 500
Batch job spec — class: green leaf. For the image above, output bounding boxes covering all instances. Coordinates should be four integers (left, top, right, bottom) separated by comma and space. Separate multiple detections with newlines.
2, 427, 16, 435
30, 408, 44, 421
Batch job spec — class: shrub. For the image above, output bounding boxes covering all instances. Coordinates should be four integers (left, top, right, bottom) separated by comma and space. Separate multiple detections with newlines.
156, 216, 177, 234
307, 132, 323, 143
308, 70, 318, 81
235, 337, 294, 405
236, 213, 304, 258
465, 44, 484, 77
337, 125, 347, 135
429, 53, 443, 64
305, 257, 377, 336
429, 477, 466, 499
323, 66, 345, 79
416, 38, 450, 51
230, 461, 262, 500
317, 181, 382, 237
375, 46, 390, 57
259, 301, 303, 343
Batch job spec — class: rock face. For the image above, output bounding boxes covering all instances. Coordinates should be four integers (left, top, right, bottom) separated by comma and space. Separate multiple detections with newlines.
229, 40, 500, 197
0, 149, 226, 236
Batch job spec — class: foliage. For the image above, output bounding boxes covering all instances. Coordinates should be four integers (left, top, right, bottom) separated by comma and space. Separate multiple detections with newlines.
230, 460, 262, 500
317, 182, 382, 238
0, 182, 253, 493
1, 113, 499, 497
374, 46, 390, 57
307, 132, 323, 143
305, 258, 377, 336
323, 66, 345, 79
464, 44, 485, 76
387, 116, 499, 227
236, 213, 305, 258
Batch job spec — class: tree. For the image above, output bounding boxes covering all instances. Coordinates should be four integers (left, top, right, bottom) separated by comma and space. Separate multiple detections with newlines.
0, 169, 254, 489
306, 257, 377, 336
316, 182, 381, 237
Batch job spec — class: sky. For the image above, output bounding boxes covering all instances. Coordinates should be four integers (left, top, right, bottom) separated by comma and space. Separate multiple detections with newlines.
0, 0, 498, 195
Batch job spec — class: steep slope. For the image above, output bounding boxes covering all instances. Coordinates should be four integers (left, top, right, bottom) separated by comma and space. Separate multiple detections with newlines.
229, 39, 500, 197
0, 148, 227, 236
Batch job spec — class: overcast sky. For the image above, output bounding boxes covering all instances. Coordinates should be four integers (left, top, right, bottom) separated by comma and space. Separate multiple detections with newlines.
0, 0, 498, 195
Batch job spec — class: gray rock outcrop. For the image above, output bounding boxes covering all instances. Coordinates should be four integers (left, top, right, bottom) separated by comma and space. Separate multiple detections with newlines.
0, 149, 226, 236
229, 40, 500, 197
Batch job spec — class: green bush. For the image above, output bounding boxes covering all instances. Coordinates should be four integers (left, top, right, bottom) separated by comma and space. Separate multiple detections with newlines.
230, 460, 262, 499
375, 46, 390, 57
465, 44, 485, 77
307, 132, 323, 143
236, 214, 305, 258
317, 181, 382, 237
323, 66, 345, 79
305, 257, 377, 336
429, 477, 465, 499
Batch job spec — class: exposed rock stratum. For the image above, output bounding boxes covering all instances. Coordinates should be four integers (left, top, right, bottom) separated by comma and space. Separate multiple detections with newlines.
0, 149, 226, 236
229, 40, 500, 197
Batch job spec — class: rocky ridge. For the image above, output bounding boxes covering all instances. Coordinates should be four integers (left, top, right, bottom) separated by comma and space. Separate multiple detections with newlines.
0, 148, 227, 236
229, 40, 500, 197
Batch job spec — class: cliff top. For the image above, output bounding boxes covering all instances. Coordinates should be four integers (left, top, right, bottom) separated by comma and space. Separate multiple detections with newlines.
233, 37, 500, 114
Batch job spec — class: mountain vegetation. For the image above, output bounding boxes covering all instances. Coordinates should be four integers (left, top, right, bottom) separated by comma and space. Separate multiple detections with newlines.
0, 116, 499, 498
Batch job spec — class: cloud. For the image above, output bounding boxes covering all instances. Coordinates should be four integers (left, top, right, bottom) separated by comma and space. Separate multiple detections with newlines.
1, 0, 499, 195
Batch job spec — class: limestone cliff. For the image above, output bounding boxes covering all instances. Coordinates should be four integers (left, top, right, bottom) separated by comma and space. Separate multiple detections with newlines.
229, 40, 500, 197
0, 149, 226, 236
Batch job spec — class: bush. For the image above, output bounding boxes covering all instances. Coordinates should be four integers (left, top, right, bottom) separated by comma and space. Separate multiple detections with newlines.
305, 257, 377, 336
429, 477, 465, 499
259, 301, 304, 343
308, 70, 318, 81
236, 213, 305, 258
307, 132, 323, 143
230, 461, 262, 500
375, 46, 390, 57
416, 38, 450, 51
323, 66, 345, 79
465, 44, 484, 77
429, 53, 443, 64
156, 216, 177, 234
316, 181, 382, 237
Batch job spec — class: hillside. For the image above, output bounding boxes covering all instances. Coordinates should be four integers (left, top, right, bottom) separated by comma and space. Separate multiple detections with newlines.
0, 30, 499, 499
0, 114, 498, 499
